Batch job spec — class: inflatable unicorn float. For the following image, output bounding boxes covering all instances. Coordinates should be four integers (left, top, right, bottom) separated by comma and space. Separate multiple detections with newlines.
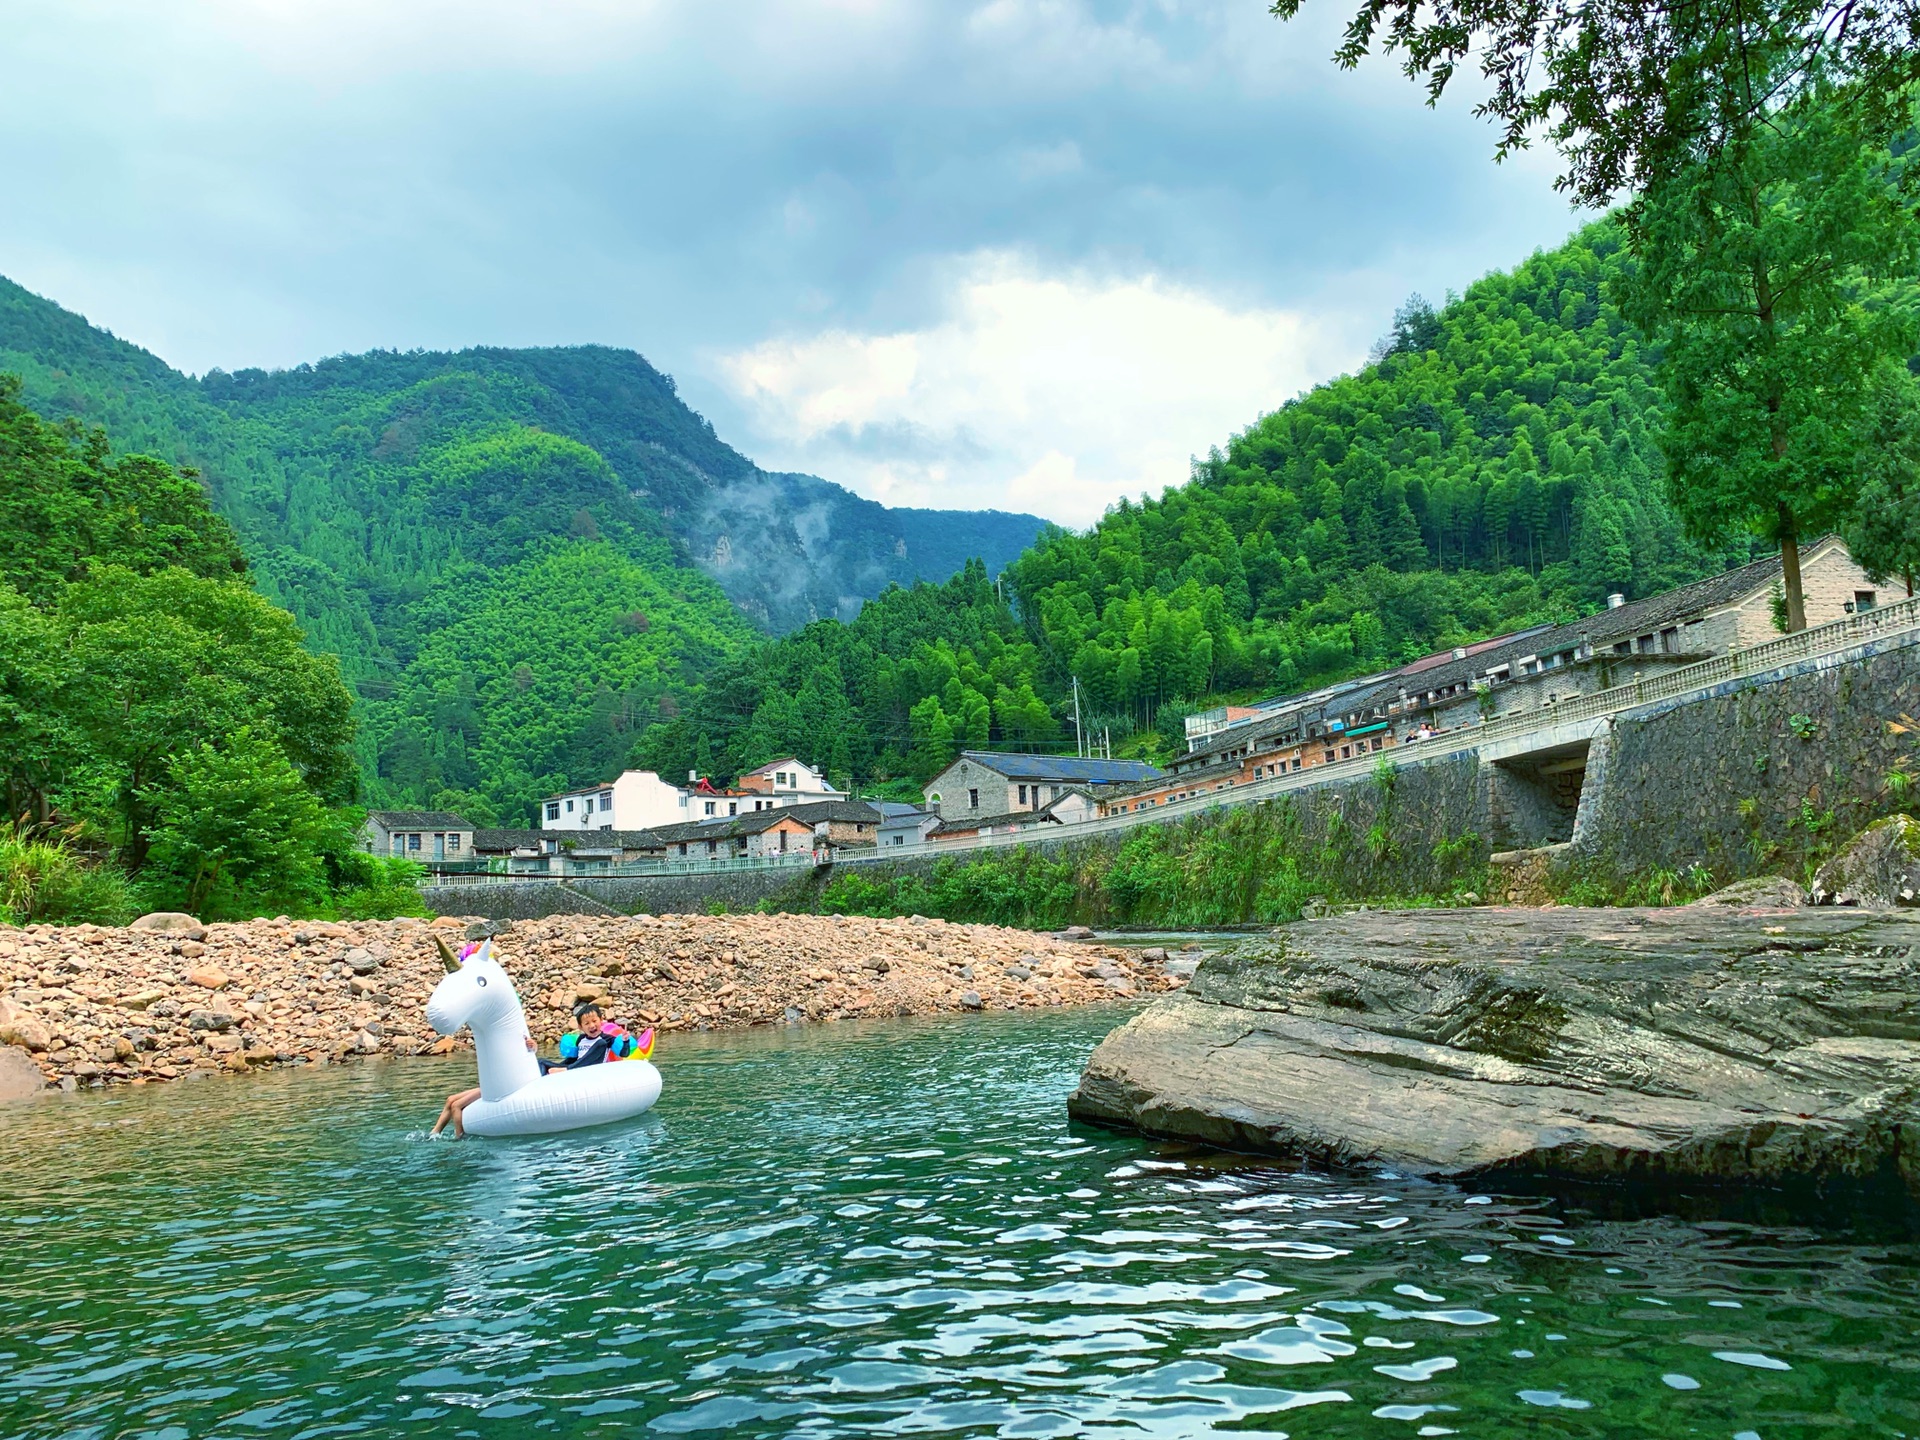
426, 936, 661, 1137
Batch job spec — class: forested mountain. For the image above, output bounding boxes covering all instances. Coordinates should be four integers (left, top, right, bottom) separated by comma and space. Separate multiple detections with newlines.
652, 219, 1765, 791
0, 277, 1044, 821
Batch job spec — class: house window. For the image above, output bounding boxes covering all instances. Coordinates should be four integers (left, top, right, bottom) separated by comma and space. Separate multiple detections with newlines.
705, 840, 717, 856
1018, 784, 1028, 805
891, 834, 903, 845
704, 801, 716, 816
1855, 590, 1878, 611
1292, 758, 1302, 771
582, 797, 594, 813
408, 833, 421, 851
729, 802, 738, 816
968, 789, 979, 810
447, 834, 462, 852
564, 798, 574, 813
1324, 751, 1335, 764
1660, 627, 1679, 652
546, 802, 560, 821
1341, 745, 1352, 759
1371, 738, 1383, 752
600, 789, 613, 806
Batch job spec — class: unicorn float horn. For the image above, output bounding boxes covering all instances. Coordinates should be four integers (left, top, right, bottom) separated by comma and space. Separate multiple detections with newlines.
434, 934, 462, 973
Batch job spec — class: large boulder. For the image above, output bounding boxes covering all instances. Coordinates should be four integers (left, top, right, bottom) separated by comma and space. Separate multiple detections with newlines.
1811, 814, 1920, 908
0, 1045, 44, 1101
1068, 907, 1920, 1195
0, 997, 52, 1054
129, 912, 207, 940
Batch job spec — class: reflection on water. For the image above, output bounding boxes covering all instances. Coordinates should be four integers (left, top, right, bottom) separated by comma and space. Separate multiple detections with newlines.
2, 1005, 1918, 1438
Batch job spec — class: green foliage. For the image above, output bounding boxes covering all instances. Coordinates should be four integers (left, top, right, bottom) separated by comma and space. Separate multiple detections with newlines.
0, 833, 138, 926
1619, 86, 1918, 630
795, 796, 1488, 928
368, 540, 753, 825
1555, 862, 1718, 907
1787, 713, 1819, 740
329, 854, 434, 921
0, 374, 245, 603
1269, 0, 1920, 214
1844, 363, 1920, 592
36, 566, 356, 858
141, 728, 342, 920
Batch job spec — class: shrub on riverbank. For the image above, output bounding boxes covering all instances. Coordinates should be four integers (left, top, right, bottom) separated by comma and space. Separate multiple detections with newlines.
0, 834, 138, 926
792, 798, 1489, 928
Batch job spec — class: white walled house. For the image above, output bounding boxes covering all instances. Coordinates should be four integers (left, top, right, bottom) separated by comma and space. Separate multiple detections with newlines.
541, 769, 692, 831
736, 757, 848, 810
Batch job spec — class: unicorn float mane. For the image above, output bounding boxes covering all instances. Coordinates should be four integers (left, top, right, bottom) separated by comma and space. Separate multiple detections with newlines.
426, 936, 541, 1103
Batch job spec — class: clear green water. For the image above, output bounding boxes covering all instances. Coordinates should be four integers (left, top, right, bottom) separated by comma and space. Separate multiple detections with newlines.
2, 1005, 1917, 1439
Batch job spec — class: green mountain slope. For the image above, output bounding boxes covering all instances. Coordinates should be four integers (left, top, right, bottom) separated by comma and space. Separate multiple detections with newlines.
0, 277, 1046, 818
653, 219, 1763, 787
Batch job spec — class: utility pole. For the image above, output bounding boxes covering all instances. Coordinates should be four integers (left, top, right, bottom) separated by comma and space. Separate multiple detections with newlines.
1072, 676, 1084, 758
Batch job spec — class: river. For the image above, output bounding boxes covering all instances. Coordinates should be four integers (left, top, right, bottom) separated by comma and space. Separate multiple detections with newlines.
1, 1005, 1916, 1437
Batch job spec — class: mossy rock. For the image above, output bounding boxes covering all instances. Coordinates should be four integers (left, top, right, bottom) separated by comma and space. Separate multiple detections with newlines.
1811, 814, 1920, 908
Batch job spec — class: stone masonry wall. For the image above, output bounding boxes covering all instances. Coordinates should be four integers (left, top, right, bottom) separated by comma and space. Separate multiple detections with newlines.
1567, 628, 1920, 882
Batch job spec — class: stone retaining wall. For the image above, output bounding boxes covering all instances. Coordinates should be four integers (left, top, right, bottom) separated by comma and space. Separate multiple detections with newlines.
428, 632, 1920, 921
1565, 627, 1920, 883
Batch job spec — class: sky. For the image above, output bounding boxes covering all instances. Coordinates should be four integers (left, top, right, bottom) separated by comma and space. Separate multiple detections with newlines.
1, 1, 1584, 526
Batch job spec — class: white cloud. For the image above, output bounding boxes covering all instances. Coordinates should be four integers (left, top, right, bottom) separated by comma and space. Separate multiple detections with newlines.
715, 253, 1352, 526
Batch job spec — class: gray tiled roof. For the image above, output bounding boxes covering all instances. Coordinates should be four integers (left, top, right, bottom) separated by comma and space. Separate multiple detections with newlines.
366, 810, 471, 830
470, 827, 546, 852
930, 808, 1063, 837
952, 752, 1164, 784
1341, 547, 1804, 716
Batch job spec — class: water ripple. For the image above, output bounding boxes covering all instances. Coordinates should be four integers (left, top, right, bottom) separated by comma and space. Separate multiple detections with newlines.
2, 1006, 1918, 1438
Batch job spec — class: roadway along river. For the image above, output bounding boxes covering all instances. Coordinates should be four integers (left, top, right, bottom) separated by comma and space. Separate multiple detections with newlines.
2, 1005, 1916, 1437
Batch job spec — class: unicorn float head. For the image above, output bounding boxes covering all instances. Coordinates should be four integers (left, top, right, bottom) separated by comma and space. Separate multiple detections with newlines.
423, 935, 662, 1138
427, 937, 541, 1103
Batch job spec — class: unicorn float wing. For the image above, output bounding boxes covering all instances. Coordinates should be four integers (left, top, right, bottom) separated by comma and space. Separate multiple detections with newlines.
426, 937, 661, 1138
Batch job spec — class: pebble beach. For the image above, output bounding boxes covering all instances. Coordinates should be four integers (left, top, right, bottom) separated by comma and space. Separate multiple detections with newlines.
0, 911, 1188, 1094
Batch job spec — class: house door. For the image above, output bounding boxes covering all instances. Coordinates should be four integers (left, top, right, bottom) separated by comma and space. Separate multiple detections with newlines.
434, 833, 445, 859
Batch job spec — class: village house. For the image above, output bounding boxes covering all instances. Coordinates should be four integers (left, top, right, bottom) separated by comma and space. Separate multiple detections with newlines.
541, 768, 694, 831
923, 752, 1163, 823
876, 802, 940, 848
361, 810, 474, 861
735, 757, 850, 810
929, 787, 1100, 842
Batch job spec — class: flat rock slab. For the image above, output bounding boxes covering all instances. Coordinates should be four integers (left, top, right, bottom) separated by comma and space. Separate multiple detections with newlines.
1068, 907, 1920, 1194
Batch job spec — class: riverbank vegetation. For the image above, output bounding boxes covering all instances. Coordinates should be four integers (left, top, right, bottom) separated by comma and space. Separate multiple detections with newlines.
0, 378, 427, 924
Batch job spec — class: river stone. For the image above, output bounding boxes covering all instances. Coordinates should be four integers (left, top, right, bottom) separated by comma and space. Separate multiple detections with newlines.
1690, 876, 1808, 907
1811, 814, 1920, 908
344, 947, 380, 975
1067, 907, 1920, 1195
0, 1044, 44, 1101
0, 997, 52, 1054
129, 912, 207, 940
